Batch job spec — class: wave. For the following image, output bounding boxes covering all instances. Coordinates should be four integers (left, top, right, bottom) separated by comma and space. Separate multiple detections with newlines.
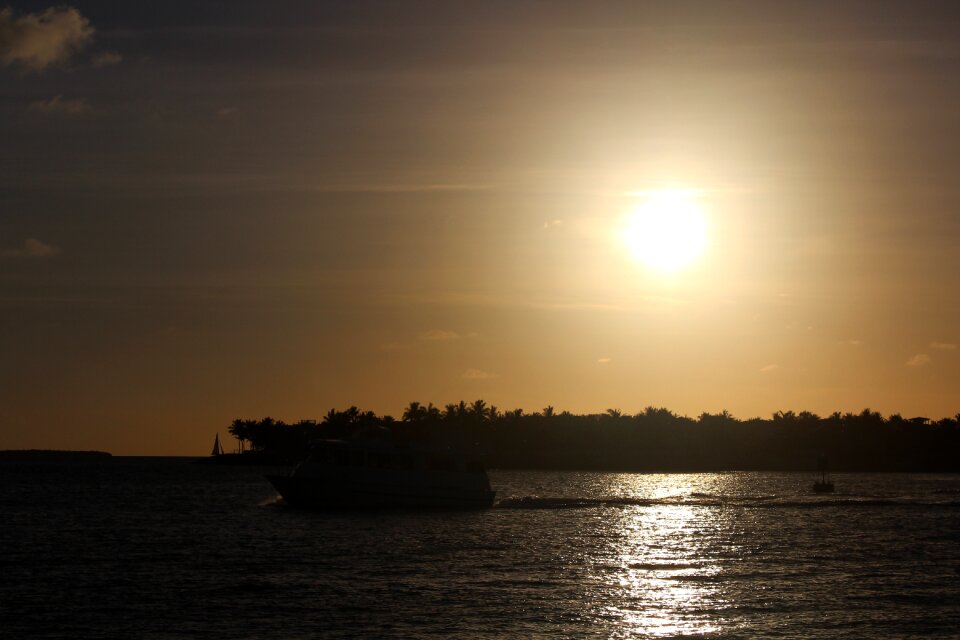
494, 495, 960, 510
931, 488, 960, 495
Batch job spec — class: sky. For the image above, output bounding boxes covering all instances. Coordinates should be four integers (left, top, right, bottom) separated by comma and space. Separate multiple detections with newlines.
2, 1, 960, 454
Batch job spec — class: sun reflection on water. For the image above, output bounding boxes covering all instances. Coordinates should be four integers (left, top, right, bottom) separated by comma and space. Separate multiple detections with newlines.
587, 474, 747, 638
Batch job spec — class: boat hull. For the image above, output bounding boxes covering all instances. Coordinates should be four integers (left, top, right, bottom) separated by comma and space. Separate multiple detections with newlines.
812, 481, 835, 493
267, 474, 496, 510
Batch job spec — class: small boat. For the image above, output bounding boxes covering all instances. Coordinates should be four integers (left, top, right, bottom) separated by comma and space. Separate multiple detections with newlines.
812, 456, 834, 493
211, 433, 224, 456
267, 437, 496, 510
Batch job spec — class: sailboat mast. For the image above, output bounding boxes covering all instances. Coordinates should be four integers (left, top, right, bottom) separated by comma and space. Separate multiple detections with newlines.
212, 433, 223, 456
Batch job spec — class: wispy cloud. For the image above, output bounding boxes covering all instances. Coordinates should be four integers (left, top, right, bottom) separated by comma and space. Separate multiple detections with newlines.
0, 6, 93, 72
216, 106, 239, 118
843, 339, 864, 346
402, 291, 624, 312
760, 364, 779, 373
543, 219, 563, 229
304, 183, 493, 194
28, 94, 91, 115
930, 341, 956, 351
462, 368, 496, 380
91, 50, 121, 67
379, 342, 410, 351
907, 353, 931, 367
597, 357, 611, 364
419, 329, 462, 341
0, 238, 60, 258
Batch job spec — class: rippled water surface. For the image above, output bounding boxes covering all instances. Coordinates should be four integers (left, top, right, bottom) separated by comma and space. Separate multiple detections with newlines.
2, 459, 959, 638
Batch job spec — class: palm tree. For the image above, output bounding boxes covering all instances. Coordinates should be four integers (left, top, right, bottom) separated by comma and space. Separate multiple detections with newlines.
443, 403, 459, 421
344, 406, 361, 423
403, 401, 424, 422
469, 399, 488, 421
228, 418, 249, 453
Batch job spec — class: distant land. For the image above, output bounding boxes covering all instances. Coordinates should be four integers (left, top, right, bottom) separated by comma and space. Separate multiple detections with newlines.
0, 450, 113, 462
213, 403, 960, 473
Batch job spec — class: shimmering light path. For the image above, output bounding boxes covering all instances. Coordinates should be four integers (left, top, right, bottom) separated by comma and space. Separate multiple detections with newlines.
2, 461, 959, 638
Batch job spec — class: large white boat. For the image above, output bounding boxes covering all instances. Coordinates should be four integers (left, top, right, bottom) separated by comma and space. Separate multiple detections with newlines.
267, 438, 496, 509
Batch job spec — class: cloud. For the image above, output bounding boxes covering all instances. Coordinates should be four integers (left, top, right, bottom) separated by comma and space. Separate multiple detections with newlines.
28, 94, 91, 115
419, 329, 462, 341
379, 342, 410, 351
843, 339, 864, 346
216, 106, 239, 118
462, 368, 496, 380
543, 219, 563, 229
91, 50, 121, 67
0, 6, 93, 72
930, 341, 956, 351
0, 238, 60, 258
906, 354, 931, 367
304, 183, 491, 193
760, 364, 779, 373
596, 357, 611, 364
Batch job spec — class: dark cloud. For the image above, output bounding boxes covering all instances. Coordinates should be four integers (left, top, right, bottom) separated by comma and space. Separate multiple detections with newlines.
27, 94, 91, 115
91, 50, 121, 67
0, 238, 60, 257
0, 6, 93, 71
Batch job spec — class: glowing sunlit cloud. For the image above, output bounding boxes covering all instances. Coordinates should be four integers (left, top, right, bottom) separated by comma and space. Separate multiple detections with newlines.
907, 354, 931, 367
622, 189, 707, 273
930, 341, 956, 351
462, 368, 496, 380
419, 329, 462, 341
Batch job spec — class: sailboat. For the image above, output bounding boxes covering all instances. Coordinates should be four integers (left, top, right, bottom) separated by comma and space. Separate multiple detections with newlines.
812, 456, 834, 493
211, 433, 224, 456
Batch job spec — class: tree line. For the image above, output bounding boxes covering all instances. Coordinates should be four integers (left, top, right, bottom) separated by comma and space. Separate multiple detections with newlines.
225, 402, 960, 471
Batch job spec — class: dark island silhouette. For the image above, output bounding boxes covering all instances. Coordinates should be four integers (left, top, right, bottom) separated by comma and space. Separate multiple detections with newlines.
207, 402, 960, 472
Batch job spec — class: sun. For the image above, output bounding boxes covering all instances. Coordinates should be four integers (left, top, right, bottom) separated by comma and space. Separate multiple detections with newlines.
622, 189, 707, 273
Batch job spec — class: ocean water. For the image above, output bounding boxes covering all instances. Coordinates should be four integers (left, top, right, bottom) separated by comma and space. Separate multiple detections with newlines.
2, 459, 959, 639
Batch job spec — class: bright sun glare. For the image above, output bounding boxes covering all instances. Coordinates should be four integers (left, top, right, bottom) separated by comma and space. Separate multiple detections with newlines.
623, 189, 707, 273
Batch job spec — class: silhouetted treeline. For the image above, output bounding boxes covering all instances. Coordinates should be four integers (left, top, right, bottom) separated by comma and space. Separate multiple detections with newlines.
225, 403, 960, 472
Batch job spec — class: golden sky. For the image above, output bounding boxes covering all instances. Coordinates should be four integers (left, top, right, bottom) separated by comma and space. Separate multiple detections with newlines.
2, 2, 959, 454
